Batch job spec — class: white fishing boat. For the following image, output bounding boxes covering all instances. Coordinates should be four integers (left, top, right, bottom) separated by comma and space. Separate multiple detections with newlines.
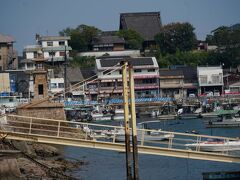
115, 130, 174, 142
185, 139, 240, 152
115, 123, 174, 142
90, 112, 112, 121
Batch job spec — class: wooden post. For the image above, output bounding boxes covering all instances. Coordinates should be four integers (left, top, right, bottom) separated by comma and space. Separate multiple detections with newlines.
129, 64, 139, 180
122, 61, 132, 180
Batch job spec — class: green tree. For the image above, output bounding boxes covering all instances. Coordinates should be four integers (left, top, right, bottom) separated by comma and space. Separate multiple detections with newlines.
205, 24, 240, 67
155, 22, 197, 55
70, 56, 96, 68
59, 24, 101, 52
116, 29, 144, 50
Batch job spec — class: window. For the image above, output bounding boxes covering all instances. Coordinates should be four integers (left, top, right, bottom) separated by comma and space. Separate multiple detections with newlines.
199, 75, 207, 84
119, 70, 122, 74
59, 41, 65, 46
148, 69, 155, 72
103, 70, 111, 75
58, 83, 64, 88
59, 51, 65, 56
0, 55, 1, 60
36, 63, 43, 69
142, 78, 157, 84
33, 52, 37, 58
49, 51, 55, 57
38, 84, 43, 95
47, 42, 53, 46
51, 83, 57, 88
0, 66, 2, 71
134, 69, 142, 73
212, 75, 220, 84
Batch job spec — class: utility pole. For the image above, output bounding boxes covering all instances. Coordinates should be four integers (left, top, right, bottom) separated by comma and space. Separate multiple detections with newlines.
64, 45, 67, 101
122, 61, 132, 180
129, 64, 139, 180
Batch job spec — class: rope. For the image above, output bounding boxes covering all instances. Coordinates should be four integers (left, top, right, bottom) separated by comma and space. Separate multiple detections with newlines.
44, 63, 122, 102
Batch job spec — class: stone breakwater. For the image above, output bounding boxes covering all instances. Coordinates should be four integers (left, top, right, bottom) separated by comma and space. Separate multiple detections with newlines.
0, 140, 86, 179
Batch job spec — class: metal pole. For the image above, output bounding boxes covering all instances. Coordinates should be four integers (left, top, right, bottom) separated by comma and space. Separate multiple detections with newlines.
129, 64, 139, 180
122, 61, 132, 180
64, 45, 67, 101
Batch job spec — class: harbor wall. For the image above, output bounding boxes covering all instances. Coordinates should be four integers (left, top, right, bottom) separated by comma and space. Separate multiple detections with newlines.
17, 101, 66, 120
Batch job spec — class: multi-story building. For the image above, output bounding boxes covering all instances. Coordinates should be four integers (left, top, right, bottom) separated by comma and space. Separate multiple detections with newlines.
86, 56, 159, 100
49, 78, 64, 94
0, 34, 18, 71
159, 69, 184, 99
197, 66, 223, 95
22, 34, 72, 70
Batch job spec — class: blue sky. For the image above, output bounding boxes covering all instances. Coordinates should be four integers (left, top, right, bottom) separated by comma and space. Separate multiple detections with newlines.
1, 0, 239, 54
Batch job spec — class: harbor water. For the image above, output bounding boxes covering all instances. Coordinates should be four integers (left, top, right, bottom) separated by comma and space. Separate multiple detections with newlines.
63, 117, 240, 180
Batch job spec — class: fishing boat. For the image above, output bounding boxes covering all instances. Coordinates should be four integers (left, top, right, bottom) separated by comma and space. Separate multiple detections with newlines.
90, 112, 112, 121
115, 122, 174, 142
185, 138, 240, 152
206, 110, 240, 128
177, 105, 201, 119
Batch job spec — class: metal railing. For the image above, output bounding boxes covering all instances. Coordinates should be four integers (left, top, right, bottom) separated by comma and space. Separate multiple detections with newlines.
0, 115, 238, 154
0, 114, 240, 163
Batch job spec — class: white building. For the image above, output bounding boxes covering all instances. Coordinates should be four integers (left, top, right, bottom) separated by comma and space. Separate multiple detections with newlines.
21, 35, 72, 70
197, 66, 223, 95
86, 56, 159, 100
49, 78, 64, 94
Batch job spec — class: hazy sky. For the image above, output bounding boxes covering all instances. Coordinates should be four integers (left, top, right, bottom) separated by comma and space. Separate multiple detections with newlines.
1, 0, 239, 54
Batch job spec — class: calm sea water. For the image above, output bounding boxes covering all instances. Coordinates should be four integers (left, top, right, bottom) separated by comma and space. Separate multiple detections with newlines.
63, 117, 240, 180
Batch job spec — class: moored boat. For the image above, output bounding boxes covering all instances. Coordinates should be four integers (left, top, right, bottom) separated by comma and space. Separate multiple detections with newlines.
185, 139, 240, 152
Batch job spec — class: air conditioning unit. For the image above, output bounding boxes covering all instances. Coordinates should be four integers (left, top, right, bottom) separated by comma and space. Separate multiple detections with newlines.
208, 81, 212, 84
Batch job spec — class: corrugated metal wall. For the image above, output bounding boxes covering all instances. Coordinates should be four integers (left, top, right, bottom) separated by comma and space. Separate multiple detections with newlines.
0, 73, 10, 92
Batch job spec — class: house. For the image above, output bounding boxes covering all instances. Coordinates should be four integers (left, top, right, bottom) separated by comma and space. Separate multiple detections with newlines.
178, 67, 198, 97
78, 32, 140, 57
0, 34, 18, 71
22, 34, 72, 70
197, 66, 223, 95
49, 78, 64, 94
0, 70, 31, 97
159, 69, 184, 99
86, 56, 159, 100
92, 35, 125, 51
119, 12, 162, 49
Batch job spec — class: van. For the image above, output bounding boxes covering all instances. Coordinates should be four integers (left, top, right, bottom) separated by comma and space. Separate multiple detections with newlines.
189, 93, 196, 98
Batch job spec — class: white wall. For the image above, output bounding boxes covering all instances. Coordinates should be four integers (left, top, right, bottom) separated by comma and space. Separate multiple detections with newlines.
49, 78, 64, 93
41, 40, 68, 47
197, 66, 223, 86
26, 52, 34, 59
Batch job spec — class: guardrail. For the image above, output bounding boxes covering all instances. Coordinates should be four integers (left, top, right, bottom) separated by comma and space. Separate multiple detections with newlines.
1, 114, 239, 161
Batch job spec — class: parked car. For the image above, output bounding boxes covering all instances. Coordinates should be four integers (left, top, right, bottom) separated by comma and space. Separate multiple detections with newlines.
205, 91, 213, 97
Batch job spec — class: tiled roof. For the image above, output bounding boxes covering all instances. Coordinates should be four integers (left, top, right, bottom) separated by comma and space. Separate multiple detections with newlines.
120, 12, 162, 41
0, 34, 15, 43
159, 69, 183, 77
92, 36, 125, 45
179, 67, 197, 80
80, 67, 96, 79
99, 57, 154, 67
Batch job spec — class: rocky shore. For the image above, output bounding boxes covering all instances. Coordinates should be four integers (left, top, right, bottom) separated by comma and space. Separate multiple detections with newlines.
1, 141, 86, 179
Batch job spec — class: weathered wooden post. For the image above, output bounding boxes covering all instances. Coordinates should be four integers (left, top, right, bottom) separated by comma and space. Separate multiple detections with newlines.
129, 64, 139, 180
122, 61, 132, 180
